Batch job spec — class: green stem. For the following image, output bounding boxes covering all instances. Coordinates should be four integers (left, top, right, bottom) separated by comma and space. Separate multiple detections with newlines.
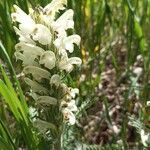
54, 127, 62, 150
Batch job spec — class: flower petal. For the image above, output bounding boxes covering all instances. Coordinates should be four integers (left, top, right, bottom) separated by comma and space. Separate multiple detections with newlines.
11, 5, 35, 34
15, 42, 44, 56
32, 24, 52, 45
37, 96, 57, 106
70, 88, 79, 98
11, 5, 35, 25
52, 9, 74, 32
64, 35, 81, 53
14, 52, 38, 66
63, 108, 76, 125
67, 100, 78, 112
43, 0, 67, 15
68, 57, 82, 66
50, 74, 61, 87
39, 51, 56, 69
13, 27, 36, 44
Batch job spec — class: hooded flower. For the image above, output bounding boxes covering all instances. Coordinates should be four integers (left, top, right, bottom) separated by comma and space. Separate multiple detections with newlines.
54, 34, 81, 53
43, 0, 67, 16
62, 108, 76, 125
69, 88, 79, 99
13, 27, 36, 44
32, 24, 52, 45
52, 9, 74, 33
140, 130, 150, 147
59, 51, 82, 72
39, 51, 56, 69
50, 74, 61, 87
11, 5, 35, 34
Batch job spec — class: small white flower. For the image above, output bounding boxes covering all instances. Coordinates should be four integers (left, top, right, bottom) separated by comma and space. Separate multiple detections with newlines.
60, 83, 68, 95
69, 88, 79, 99
52, 9, 74, 33
11, 5, 34, 25
43, 0, 67, 16
62, 108, 76, 125
133, 67, 143, 76
147, 101, 150, 106
54, 36, 66, 53
11, 5, 35, 34
39, 51, 56, 69
68, 57, 82, 66
67, 100, 78, 112
140, 129, 149, 147
40, 14, 54, 26
13, 27, 36, 44
63, 35, 81, 53
29, 107, 38, 121
54, 34, 81, 53
32, 24, 52, 45
50, 74, 61, 87
59, 51, 82, 72
15, 42, 44, 66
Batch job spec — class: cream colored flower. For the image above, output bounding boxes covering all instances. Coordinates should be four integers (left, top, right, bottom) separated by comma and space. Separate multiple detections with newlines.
140, 130, 149, 147
12, 1, 81, 127
32, 24, 52, 45
39, 51, 56, 69
63, 35, 81, 53
52, 9, 74, 33
62, 108, 76, 125
15, 42, 44, 55
59, 51, 82, 72
11, 5, 35, 34
44, 0, 67, 16
13, 27, 36, 44
54, 34, 81, 53
133, 67, 143, 76
69, 88, 79, 99
147, 101, 150, 106
15, 42, 44, 66
50, 74, 61, 87
66, 100, 78, 112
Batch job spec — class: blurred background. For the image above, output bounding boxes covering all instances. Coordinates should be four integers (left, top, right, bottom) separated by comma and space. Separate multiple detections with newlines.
1, 0, 150, 149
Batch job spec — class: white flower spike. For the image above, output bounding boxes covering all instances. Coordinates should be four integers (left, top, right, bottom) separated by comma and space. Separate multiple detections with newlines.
12, 0, 81, 127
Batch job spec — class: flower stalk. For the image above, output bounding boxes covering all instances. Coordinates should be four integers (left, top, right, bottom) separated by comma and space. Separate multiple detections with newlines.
11, 0, 81, 149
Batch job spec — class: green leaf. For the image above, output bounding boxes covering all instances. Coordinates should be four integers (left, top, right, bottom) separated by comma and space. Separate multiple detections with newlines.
0, 119, 16, 150
24, 77, 49, 94
0, 42, 28, 114
37, 96, 57, 106
34, 119, 57, 133
23, 66, 50, 80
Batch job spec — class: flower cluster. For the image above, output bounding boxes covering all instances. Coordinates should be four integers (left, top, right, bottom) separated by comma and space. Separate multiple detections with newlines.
61, 88, 79, 125
12, 0, 81, 125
